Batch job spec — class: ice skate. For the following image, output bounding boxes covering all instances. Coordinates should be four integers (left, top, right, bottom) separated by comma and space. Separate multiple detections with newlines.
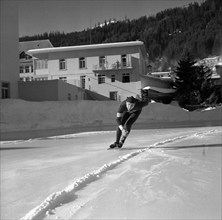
109, 142, 118, 149
117, 142, 123, 148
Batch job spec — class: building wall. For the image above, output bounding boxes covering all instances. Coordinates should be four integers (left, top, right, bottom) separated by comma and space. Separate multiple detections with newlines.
0, 1, 19, 98
57, 80, 84, 101
18, 80, 59, 101
18, 80, 85, 101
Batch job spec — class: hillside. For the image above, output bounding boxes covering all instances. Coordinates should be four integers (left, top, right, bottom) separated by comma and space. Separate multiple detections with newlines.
20, 0, 222, 69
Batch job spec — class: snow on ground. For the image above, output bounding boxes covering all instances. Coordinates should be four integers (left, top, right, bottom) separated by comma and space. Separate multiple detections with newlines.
0, 99, 222, 220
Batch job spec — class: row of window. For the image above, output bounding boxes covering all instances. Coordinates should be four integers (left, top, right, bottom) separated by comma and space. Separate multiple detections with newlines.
20, 77, 48, 82
20, 59, 48, 73
20, 65, 33, 73
20, 72, 130, 86
85, 73, 130, 87
97, 73, 130, 84
59, 55, 128, 70
59, 57, 87, 70
20, 55, 129, 73
59, 72, 130, 90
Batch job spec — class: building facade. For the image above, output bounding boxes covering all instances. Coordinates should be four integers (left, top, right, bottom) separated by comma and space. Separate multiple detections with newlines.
27, 41, 148, 101
0, 1, 19, 99
19, 40, 53, 82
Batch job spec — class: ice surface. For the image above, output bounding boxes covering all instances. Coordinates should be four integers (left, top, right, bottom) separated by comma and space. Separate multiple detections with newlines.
1, 127, 221, 220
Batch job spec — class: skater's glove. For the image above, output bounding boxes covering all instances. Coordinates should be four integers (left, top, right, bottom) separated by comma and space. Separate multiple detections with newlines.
122, 128, 129, 137
119, 125, 128, 136
118, 125, 124, 131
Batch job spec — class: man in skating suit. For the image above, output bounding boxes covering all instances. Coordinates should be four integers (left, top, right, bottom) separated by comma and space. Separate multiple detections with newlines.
110, 95, 150, 148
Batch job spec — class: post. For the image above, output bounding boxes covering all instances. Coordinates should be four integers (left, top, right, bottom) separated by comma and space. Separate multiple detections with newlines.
215, 63, 222, 101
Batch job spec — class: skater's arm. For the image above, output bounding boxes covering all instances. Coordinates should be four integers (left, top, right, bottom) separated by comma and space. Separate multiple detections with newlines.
116, 102, 126, 127
116, 114, 125, 131
137, 99, 150, 108
139, 89, 151, 107
138, 92, 151, 108
116, 112, 123, 127
116, 115, 124, 132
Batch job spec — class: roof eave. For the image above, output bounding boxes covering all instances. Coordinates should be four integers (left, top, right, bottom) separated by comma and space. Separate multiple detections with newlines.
27, 41, 147, 59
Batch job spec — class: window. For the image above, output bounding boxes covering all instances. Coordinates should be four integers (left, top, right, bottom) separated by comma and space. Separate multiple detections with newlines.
59, 59, 66, 70
98, 74, 105, 84
110, 91, 118, 101
25, 66, 30, 73
36, 60, 48, 69
59, 77, 67, 82
122, 73, 130, 83
20, 66, 24, 73
99, 56, 106, 68
68, 93, 71, 100
111, 74, 115, 82
80, 75, 86, 89
121, 54, 127, 67
35, 77, 47, 81
79, 57, 86, 69
1, 82, 10, 99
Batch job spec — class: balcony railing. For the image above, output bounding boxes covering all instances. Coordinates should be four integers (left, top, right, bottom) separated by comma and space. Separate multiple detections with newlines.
93, 61, 132, 71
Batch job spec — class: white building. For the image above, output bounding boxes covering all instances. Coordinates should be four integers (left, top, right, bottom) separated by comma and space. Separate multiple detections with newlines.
27, 41, 148, 101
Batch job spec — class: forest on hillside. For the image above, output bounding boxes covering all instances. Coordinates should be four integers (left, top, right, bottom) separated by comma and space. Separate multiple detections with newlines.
20, 0, 222, 70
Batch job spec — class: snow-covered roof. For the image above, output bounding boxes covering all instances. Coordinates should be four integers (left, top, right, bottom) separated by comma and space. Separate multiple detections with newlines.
151, 72, 171, 75
19, 39, 53, 53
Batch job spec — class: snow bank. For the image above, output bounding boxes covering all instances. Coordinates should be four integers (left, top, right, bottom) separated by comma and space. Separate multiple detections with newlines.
0, 99, 221, 132
0, 99, 116, 132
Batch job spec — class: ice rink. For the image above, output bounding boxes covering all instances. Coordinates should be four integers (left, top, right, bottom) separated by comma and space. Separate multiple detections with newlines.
1, 126, 221, 220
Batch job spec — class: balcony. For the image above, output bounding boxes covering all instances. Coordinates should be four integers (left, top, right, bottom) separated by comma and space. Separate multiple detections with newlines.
93, 61, 132, 72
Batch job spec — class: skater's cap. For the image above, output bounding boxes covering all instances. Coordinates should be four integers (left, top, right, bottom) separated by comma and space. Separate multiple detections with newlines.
126, 96, 137, 103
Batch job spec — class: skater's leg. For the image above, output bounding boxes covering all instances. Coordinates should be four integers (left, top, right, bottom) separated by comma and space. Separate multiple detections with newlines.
110, 113, 129, 148
116, 127, 122, 143
124, 111, 141, 132
120, 111, 141, 147
110, 127, 121, 148
116, 112, 130, 143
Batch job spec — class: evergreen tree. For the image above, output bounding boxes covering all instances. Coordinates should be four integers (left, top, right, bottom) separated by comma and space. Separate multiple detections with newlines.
174, 54, 218, 110
174, 54, 198, 108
